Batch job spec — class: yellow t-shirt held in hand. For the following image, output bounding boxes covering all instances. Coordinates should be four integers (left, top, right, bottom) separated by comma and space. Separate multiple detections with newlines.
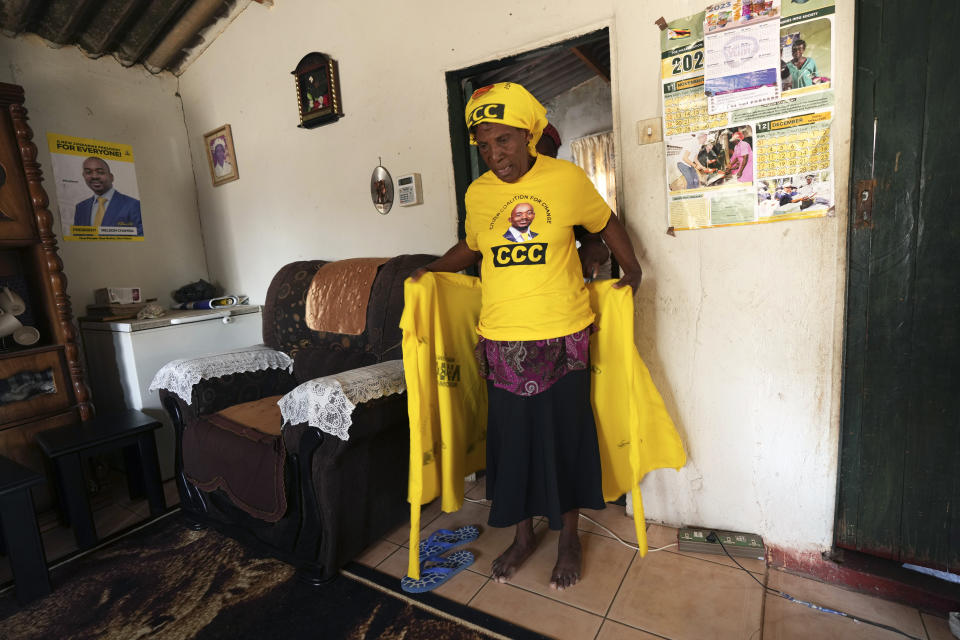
401, 274, 687, 579
465, 155, 611, 341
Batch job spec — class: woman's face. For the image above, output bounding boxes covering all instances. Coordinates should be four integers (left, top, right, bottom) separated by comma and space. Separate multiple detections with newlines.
474, 122, 532, 183
792, 43, 805, 61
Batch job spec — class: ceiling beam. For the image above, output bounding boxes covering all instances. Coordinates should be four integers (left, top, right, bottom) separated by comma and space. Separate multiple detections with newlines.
571, 45, 610, 83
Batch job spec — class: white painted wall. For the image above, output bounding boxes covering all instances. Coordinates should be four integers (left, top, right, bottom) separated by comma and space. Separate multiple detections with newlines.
178, 0, 854, 555
0, 35, 208, 311
543, 76, 614, 162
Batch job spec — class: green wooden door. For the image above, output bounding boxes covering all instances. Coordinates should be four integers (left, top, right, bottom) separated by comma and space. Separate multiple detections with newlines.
836, 0, 960, 571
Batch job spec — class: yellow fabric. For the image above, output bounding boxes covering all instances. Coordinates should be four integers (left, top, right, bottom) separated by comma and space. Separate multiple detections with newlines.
402, 274, 687, 579
93, 196, 106, 227
464, 155, 610, 341
464, 82, 547, 156
587, 280, 688, 552
400, 272, 487, 579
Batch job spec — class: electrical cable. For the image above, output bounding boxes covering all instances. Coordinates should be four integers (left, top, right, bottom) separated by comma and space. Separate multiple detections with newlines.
464, 495, 676, 553
707, 531, 923, 640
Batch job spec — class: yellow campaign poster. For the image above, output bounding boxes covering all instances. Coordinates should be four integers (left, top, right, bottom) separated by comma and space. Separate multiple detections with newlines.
47, 133, 144, 241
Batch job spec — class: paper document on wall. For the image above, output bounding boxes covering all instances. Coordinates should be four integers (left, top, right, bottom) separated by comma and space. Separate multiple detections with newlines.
660, 0, 837, 231
703, 1, 782, 114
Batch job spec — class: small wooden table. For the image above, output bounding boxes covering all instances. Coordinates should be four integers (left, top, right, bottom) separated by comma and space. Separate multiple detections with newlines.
0, 455, 51, 603
35, 409, 166, 550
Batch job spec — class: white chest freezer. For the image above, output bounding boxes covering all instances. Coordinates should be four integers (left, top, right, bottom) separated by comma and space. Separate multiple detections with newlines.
80, 306, 264, 479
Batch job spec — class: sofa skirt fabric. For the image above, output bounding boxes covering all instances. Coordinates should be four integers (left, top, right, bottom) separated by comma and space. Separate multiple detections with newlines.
182, 396, 287, 522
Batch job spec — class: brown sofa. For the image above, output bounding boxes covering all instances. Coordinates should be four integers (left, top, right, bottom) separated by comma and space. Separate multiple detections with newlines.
158, 255, 434, 581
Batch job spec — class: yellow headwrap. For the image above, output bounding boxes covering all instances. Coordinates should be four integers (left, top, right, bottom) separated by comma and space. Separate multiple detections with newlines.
464, 82, 547, 156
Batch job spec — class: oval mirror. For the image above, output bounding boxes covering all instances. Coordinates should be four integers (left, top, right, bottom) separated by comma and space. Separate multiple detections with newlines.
370, 165, 394, 215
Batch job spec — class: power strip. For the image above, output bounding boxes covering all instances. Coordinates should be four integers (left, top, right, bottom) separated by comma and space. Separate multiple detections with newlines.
677, 527, 765, 559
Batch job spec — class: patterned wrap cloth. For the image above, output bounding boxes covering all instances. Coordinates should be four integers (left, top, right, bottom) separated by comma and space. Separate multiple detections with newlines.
474, 326, 594, 397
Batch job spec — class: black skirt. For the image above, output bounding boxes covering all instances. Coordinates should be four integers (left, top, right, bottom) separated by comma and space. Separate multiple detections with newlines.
485, 368, 606, 529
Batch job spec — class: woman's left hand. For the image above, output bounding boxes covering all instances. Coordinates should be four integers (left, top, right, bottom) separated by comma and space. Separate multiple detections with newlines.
613, 267, 642, 290
599, 213, 644, 292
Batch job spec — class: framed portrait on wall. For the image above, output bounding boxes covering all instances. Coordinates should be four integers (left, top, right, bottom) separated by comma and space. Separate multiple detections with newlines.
292, 52, 344, 129
203, 124, 239, 187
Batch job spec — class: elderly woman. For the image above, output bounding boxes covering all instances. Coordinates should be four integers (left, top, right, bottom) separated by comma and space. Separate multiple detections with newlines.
412, 83, 643, 590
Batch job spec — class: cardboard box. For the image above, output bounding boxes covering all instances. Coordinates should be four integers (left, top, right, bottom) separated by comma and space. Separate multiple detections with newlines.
94, 287, 141, 305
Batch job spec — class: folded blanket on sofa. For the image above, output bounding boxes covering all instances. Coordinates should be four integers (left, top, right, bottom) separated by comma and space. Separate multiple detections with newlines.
305, 258, 388, 335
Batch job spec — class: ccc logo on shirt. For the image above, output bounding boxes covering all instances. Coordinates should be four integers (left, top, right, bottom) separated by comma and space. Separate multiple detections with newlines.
490, 242, 547, 267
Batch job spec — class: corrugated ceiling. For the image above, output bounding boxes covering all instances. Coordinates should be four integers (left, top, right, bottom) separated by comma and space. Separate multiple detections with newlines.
1, 2, 609, 101
0, 0, 260, 74
467, 36, 610, 105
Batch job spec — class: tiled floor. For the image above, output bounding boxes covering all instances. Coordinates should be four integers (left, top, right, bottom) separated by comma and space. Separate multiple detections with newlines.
358, 477, 955, 640
2, 474, 953, 639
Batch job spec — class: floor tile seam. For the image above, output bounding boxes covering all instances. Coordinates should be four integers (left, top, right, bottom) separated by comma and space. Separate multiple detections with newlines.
599, 617, 674, 640
757, 563, 771, 640
763, 573, 931, 639
664, 547, 768, 575
918, 612, 935, 640
465, 574, 494, 608
770, 568, 935, 634
579, 524, 637, 550
113, 501, 150, 518
602, 546, 639, 621
495, 579, 610, 620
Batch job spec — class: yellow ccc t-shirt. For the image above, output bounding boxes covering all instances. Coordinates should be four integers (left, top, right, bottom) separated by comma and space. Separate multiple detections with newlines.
465, 155, 611, 341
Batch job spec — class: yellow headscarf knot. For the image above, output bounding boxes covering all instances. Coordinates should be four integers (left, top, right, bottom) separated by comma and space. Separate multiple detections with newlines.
464, 82, 547, 156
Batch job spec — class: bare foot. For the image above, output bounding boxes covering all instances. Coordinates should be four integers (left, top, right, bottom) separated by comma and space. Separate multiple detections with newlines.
551, 512, 582, 590
550, 532, 581, 590
492, 520, 536, 583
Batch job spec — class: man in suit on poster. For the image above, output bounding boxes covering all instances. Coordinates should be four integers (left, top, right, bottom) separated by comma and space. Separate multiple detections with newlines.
73, 156, 143, 235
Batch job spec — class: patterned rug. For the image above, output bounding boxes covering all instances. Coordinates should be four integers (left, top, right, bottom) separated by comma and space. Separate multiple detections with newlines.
0, 512, 539, 640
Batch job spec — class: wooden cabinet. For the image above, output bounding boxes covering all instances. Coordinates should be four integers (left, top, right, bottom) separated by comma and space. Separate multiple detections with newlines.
0, 82, 92, 507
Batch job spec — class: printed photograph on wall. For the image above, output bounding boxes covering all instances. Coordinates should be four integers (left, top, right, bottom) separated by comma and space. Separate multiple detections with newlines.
47, 133, 144, 241
780, 17, 832, 94
666, 125, 755, 192
203, 124, 239, 187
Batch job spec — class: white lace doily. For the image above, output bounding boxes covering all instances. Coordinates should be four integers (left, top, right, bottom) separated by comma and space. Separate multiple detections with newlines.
278, 360, 405, 441
149, 344, 294, 402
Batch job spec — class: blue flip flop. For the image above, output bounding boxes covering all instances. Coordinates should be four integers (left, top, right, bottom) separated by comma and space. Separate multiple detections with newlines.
401, 550, 475, 593
418, 525, 481, 563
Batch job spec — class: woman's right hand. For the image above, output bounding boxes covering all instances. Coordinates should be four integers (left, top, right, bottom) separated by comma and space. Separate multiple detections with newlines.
409, 240, 482, 282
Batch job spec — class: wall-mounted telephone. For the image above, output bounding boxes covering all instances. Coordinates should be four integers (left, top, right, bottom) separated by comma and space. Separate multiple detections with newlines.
397, 173, 423, 206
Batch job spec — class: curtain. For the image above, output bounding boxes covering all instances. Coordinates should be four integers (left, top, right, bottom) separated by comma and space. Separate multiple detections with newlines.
570, 131, 617, 213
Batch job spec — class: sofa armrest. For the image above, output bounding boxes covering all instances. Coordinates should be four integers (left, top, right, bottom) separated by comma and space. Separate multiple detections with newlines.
150, 344, 293, 404
159, 367, 298, 424
278, 360, 405, 441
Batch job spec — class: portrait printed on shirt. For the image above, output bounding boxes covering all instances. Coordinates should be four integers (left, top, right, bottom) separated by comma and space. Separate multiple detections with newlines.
502, 202, 539, 242
488, 196, 553, 268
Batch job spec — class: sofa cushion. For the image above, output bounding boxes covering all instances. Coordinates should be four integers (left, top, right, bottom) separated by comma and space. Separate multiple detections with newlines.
182, 395, 287, 522
214, 395, 284, 436
292, 346, 377, 384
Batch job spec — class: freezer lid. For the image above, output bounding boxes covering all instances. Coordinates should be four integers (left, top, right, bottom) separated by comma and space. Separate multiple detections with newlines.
80, 305, 261, 332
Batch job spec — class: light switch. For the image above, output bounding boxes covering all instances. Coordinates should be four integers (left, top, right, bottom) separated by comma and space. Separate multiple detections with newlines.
637, 117, 663, 145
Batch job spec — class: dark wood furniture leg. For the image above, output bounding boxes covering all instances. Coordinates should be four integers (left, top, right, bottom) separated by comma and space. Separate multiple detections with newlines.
0, 456, 51, 603
35, 410, 167, 550
54, 452, 97, 550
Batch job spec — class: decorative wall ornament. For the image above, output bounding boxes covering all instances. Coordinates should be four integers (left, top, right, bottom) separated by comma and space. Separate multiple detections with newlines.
370, 159, 393, 215
292, 52, 344, 129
